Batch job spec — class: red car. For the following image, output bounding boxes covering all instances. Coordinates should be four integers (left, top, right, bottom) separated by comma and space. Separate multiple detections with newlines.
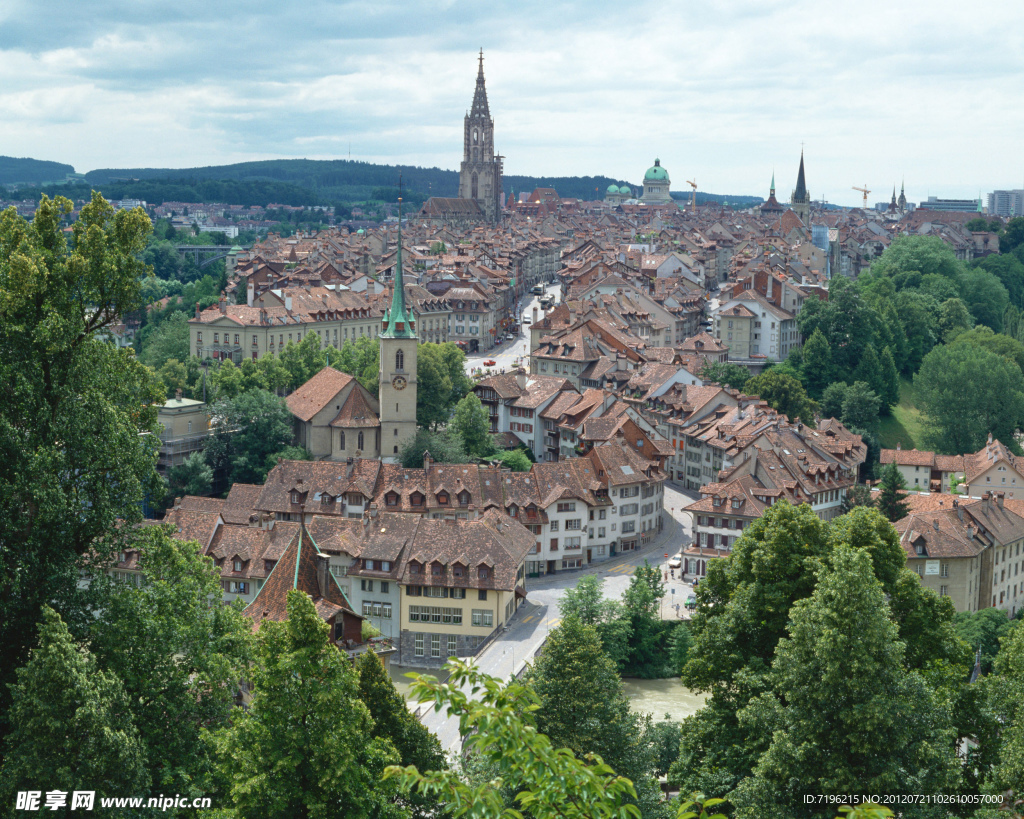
483, 359, 496, 366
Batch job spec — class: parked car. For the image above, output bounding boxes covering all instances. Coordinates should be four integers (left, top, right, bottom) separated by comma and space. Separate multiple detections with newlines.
668, 553, 683, 569
483, 359, 496, 366
522, 317, 531, 324
532, 284, 545, 295
686, 594, 697, 609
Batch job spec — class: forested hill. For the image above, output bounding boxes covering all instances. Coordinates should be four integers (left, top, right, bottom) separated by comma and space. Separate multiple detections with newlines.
82, 157, 759, 205
0, 156, 76, 185
84, 159, 635, 202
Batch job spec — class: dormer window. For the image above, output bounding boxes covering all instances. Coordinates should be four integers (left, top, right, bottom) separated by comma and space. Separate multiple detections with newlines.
411, 492, 424, 507
410, 562, 422, 574
438, 492, 449, 505
432, 562, 443, 576
380, 560, 391, 572
386, 492, 399, 507
321, 494, 332, 505
459, 491, 470, 506
508, 504, 518, 517
732, 499, 741, 509
453, 563, 465, 577
291, 491, 300, 504
233, 559, 242, 572
478, 566, 489, 580
915, 542, 925, 556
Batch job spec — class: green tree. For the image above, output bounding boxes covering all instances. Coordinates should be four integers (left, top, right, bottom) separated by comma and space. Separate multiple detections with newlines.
451, 393, 495, 458
156, 358, 190, 399
89, 526, 253, 803
388, 660, 642, 819
733, 547, 959, 818
621, 563, 672, 678
212, 357, 245, 400
876, 461, 911, 522
356, 650, 446, 818
436, 341, 473, 405
265, 444, 312, 474
398, 428, 467, 468
527, 615, 664, 818
280, 333, 328, 390
840, 381, 881, 430
961, 268, 1010, 332
559, 574, 617, 626
1001, 216, 1024, 254
878, 346, 900, 412
205, 389, 295, 484
0, 193, 163, 732
915, 343, 1024, 454
819, 382, 848, 420
800, 328, 834, 398
416, 343, 454, 429
698, 361, 752, 390
140, 310, 191, 369
743, 370, 817, 424
256, 352, 292, 395
667, 621, 693, 677
0, 608, 149, 811
975, 253, 1024, 308
215, 590, 400, 819
488, 448, 533, 471
953, 608, 1014, 676
895, 290, 940, 374
166, 451, 213, 498
871, 234, 966, 282
950, 325, 1024, 373
985, 615, 1024, 802
838, 483, 875, 514
853, 343, 885, 402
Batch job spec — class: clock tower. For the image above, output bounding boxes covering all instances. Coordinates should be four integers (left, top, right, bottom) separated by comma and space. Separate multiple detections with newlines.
378, 196, 418, 460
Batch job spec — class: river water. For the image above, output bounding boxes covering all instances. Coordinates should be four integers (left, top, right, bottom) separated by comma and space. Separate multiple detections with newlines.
622, 678, 707, 722
392, 666, 706, 724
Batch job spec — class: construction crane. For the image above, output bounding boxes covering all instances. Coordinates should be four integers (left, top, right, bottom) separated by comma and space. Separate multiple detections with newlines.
852, 185, 871, 209
686, 179, 697, 212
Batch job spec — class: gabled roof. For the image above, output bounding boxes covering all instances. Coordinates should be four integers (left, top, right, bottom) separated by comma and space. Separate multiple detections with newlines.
286, 367, 354, 422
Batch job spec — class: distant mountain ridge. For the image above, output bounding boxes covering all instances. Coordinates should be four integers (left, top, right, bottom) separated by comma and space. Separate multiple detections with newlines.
7, 155, 761, 208
0, 156, 76, 186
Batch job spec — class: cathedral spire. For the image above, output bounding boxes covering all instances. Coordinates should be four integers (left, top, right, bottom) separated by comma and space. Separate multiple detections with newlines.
471, 48, 490, 118
770, 170, 776, 195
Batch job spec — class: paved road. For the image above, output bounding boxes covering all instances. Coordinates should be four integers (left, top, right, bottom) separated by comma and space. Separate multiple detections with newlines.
418, 482, 699, 755
464, 283, 561, 377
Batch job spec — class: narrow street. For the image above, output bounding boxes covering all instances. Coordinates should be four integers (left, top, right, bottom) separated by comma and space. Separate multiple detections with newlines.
463, 282, 561, 376
415, 482, 698, 755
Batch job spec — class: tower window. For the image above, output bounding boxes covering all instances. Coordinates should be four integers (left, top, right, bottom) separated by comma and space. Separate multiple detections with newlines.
358, 431, 364, 451
395, 349, 404, 371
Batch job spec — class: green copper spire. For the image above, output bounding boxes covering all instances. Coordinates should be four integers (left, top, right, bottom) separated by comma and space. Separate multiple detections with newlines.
381, 192, 416, 339
770, 170, 775, 194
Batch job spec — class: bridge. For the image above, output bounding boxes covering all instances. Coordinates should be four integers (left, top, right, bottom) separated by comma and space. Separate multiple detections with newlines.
173, 245, 236, 269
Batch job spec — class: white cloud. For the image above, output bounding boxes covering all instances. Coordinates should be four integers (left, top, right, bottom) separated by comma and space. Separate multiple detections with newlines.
0, 0, 1021, 204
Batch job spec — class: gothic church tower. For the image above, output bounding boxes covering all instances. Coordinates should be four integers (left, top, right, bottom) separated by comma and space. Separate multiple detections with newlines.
458, 50, 503, 224
791, 149, 811, 225
378, 198, 418, 460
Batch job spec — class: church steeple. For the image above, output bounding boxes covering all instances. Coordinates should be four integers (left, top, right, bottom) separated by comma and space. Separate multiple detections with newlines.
770, 170, 776, 196
471, 48, 490, 119
794, 150, 807, 202
381, 193, 415, 339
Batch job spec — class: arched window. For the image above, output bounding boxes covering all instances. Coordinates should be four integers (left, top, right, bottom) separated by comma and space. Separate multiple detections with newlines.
358, 431, 364, 451
472, 173, 478, 199
339, 430, 345, 450
395, 349, 404, 371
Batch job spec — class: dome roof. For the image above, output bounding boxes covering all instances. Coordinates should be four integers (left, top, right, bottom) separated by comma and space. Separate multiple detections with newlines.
606, 184, 619, 194
618, 185, 630, 195
644, 159, 669, 182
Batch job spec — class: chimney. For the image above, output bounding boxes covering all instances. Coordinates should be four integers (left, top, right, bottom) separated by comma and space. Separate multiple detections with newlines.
967, 523, 974, 539
316, 553, 331, 598
247, 278, 255, 307
997, 491, 1005, 508
766, 274, 773, 300
285, 295, 293, 311
533, 306, 539, 323
218, 296, 227, 314
195, 301, 201, 319
984, 491, 992, 508
175, 388, 183, 400
933, 518, 940, 531
896, 442, 901, 451
423, 450, 433, 474
515, 367, 527, 390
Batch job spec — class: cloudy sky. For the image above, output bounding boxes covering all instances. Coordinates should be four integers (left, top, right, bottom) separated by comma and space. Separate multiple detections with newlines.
1, 0, 1022, 206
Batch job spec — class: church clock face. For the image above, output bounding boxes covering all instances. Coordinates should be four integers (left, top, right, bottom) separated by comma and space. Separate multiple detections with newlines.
392, 375, 407, 391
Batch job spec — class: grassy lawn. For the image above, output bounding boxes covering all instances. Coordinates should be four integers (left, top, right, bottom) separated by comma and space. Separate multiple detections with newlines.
877, 378, 927, 450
